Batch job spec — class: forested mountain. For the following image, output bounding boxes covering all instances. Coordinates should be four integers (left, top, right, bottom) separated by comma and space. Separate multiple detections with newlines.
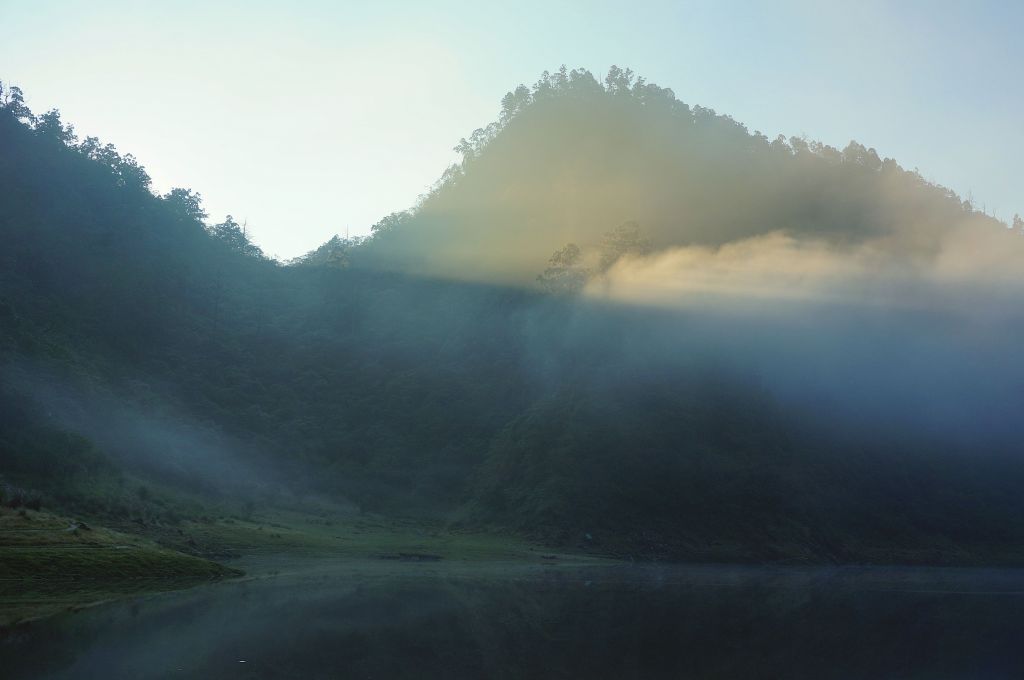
358, 67, 1014, 289
3, 71, 1024, 563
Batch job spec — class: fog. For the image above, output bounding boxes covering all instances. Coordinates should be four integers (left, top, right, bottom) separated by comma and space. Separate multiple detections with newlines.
346, 68, 1024, 470
362, 68, 1015, 295
0, 359, 297, 500
593, 225, 1024, 311
3, 66, 1022, 558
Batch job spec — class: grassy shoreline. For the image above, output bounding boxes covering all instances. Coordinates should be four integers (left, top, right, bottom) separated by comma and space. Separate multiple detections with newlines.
7, 497, 1024, 629
0, 507, 241, 627
0, 505, 584, 628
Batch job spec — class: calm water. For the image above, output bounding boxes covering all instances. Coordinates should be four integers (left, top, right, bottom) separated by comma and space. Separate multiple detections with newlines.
4, 558, 1024, 679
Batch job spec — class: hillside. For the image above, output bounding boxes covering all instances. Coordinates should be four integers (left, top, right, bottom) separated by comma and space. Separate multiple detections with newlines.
2, 71, 1024, 564
357, 67, 1016, 291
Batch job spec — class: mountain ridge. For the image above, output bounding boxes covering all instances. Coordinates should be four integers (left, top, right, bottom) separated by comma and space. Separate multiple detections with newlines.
2, 70, 1024, 564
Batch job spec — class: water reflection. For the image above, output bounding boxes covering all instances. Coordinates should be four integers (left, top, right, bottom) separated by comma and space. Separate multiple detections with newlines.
3, 559, 1024, 679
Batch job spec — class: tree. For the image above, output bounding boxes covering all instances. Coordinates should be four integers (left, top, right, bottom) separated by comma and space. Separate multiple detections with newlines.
210, 215, 264, 258
35, 109, 77, 146
370, 211, 412, 235
604, 65, 635, 95
294, 235, 352, 268
1014, 214, 1023, 233
163, 188, 207, 223
597, 221, 651, 273
0, 82, 33, 121
455, 122, 501, 163
76, 136, 151, 190
499, 85, 531, 125
112, 152, 151, 191
538, 243, 588, 294
842, 141, 882, 171
78, 136, 116, 163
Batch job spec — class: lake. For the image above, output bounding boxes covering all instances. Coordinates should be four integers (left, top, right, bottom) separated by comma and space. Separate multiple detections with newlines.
4, 558, 1024, 678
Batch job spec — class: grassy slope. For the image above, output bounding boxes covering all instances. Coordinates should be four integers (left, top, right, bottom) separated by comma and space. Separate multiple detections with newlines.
0, 507, 240, 626
151, 508, 577, 562
0, 502, 597, 627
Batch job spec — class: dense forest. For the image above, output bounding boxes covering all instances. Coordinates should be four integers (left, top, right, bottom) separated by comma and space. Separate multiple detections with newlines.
2, 69, 1024, 563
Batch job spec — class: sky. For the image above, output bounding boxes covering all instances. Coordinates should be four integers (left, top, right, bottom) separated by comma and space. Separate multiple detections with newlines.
1, 0, 1020, 259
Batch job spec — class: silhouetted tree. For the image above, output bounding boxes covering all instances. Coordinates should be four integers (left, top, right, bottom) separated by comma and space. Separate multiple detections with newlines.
76, 135, 151, 190
598, 221, 651, 273
370, 211, 413, 235
499, 85, 531, 125
842, 141, 882, 170
0, 82, 32, 121
35, 109, 77, 145
163, 188, 207, 223
538, 243, 588, 294
210, 215, 264, 258
604, 65, 635, 94
294, 235, 352, 268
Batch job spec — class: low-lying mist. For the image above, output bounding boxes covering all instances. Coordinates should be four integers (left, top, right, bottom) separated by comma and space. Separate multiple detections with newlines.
359, 67, 1016, 295
0, 360, 301, 501
346, 67, 1024, 467
4, 66, 1024, 558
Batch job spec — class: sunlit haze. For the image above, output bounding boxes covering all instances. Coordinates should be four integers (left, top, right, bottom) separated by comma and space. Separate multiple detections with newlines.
8, 3, 1024, 674
3, 0, 1020, 258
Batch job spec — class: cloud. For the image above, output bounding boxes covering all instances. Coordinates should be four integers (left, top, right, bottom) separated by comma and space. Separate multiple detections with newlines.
588, 221, 1024, 315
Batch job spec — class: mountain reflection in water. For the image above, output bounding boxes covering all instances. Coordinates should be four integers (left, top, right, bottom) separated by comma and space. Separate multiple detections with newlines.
4, 559, 1024, 679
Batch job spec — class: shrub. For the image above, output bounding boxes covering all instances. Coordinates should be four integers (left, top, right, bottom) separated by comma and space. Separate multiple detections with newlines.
2, 483, 43, 510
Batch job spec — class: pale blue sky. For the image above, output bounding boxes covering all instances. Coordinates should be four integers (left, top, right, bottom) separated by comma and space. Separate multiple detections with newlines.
2, 0, 1020, 258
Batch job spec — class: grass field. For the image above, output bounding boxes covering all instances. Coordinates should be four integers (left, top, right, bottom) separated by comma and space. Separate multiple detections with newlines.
152, 509, 552, 561
0, 503, 594, 627
0, 507, 240, 626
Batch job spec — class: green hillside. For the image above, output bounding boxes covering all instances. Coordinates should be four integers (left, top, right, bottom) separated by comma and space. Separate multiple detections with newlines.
2, 71, 1024, 565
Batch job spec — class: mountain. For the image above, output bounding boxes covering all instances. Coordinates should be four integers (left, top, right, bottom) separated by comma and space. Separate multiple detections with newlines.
358, 67, 1014, 291
2, 71, 1024, 563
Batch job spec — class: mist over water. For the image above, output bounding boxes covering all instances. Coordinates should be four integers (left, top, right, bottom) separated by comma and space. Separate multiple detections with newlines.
352, 67, 1024, 459
4, 55, 1024, 678
6, 560, 1024, 680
